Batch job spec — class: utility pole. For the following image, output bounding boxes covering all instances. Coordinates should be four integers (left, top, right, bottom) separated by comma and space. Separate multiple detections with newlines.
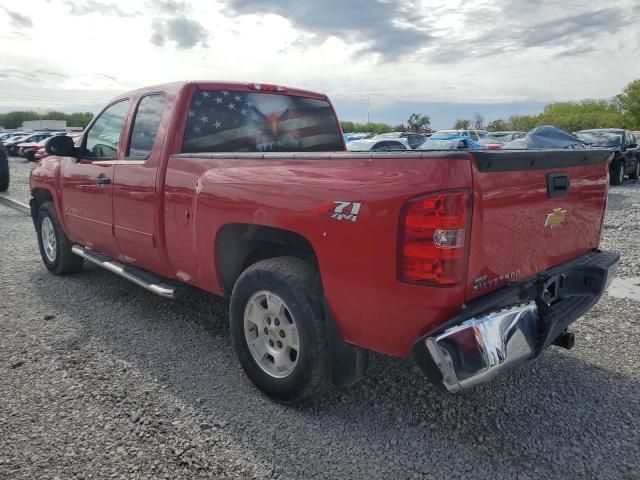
367, 98, 370, 125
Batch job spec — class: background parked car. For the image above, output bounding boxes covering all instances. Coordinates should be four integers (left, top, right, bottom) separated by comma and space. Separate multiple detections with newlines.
575, 128, 639, 185
0, 132, 28, 142
482, 131, 526, 146
373, 132, 427, 149
346, 138, 408, 151
418, 136, 487, 150
0, 140, 8, 192
5, 132, 53, 156
503, 125, 587, 151
431, 129, 486, 141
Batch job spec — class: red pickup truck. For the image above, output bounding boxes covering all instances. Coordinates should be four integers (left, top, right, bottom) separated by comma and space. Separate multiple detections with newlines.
30, 81, 618, 403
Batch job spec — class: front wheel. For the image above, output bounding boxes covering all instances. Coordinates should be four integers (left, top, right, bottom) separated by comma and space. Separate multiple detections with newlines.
36, 202, 84, 275
629, 160, 640, 180
610, 161, 624, 186
230, 257, 330, 403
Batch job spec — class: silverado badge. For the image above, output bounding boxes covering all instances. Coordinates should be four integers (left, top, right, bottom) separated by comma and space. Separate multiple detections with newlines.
545, 208, 567, 228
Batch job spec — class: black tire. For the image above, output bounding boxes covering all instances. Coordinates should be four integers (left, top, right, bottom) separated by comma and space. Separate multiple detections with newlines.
610, 161, 624, 186
0, 149, 8, 192
230, 256, 330, 403
629, 160, 640, 180
36, 202, 84, 275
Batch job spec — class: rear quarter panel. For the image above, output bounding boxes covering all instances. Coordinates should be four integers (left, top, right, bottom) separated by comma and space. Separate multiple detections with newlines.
164, 153, 472, 357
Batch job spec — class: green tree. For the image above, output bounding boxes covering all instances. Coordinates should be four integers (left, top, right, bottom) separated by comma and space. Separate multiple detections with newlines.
616, 79, 640, 129
407, 113, 430, 132
340, 121, 355, 132
454, 119, 470, 129
472, 113, 485, 129
507, 114, 539, 132
487, 119, 509, 131
538, 100, 623, 131
0, 110, 94, 129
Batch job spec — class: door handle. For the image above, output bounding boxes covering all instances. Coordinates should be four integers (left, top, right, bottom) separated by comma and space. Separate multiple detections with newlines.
96, 176, 111, 185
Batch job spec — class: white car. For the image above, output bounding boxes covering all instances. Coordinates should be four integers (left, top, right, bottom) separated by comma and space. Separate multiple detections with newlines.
346, 138, 408, 151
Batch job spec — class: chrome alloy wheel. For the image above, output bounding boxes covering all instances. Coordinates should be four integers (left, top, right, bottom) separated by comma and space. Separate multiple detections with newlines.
41, 217, 57, 262
244, 290, 300, 378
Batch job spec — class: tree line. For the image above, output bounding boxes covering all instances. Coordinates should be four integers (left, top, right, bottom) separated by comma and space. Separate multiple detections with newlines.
344, 79, 640, 134
0, 111, 94, 129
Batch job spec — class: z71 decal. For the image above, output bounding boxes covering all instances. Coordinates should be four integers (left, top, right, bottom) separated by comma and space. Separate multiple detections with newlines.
330, 201, 362, 223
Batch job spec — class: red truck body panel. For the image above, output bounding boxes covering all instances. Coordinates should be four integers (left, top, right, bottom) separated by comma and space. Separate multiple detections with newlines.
465, 158, 608, 301
29, 81, 611, 359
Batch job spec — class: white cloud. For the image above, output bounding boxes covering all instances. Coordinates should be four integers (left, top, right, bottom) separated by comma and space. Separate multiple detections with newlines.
0, 0, 639, 126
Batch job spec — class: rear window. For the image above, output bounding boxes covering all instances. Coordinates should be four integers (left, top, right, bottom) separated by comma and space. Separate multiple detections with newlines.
182, 90, 344, 153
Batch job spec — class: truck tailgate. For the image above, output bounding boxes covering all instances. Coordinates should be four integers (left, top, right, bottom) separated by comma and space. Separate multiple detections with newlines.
465, 150, 610, 301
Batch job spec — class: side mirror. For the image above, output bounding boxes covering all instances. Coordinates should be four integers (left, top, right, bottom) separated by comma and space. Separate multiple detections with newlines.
629, 143, 638, 149
45, 135, 77, 157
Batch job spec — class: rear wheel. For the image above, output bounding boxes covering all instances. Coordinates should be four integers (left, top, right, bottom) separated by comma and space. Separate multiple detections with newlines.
611, 161, 624, 186
230, 257, 330, 403
630, 160, 640, 180
36, 202, 84, 275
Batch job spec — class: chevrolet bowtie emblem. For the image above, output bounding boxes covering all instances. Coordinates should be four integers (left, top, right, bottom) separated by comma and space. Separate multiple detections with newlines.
545, 208, 567, 228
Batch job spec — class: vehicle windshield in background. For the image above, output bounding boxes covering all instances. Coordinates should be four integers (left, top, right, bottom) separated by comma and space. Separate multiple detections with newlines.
346, 139, 407, 151
182, 91, 344, 153
418, 136, 486, 150
483, 133, 512, 143
575, 130, 622, 147
431, 130, 462, 139
504, 125, 587, 149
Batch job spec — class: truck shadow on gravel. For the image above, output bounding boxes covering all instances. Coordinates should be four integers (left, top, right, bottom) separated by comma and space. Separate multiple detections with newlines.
30, 263, 639, 478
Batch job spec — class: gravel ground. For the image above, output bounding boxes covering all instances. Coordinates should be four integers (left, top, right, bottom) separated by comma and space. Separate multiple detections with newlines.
1, 162, 639, 480
4, 156, 34, 205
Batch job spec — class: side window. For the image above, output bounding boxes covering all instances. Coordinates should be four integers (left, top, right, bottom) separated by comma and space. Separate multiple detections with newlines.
127, 93, 166, 159
372, 142, 388, 151
470, 131, 479, 141
84, 99, 130, 159
389, 141, 406, 150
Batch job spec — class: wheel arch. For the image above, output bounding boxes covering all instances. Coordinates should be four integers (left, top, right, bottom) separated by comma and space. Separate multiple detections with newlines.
30, 187, 56, 223
215, 223, 319, 296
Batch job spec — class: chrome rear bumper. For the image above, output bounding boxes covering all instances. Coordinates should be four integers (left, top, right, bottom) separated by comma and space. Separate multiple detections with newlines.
425, 303, 538, 393
413, 250, 619, 393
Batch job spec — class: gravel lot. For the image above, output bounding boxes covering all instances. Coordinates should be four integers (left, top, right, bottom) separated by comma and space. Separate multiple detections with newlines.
1, 155, 639, 479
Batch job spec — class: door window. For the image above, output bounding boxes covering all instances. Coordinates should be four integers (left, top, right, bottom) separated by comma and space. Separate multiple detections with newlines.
84, 99, 130, 159
127, 93, 166, 159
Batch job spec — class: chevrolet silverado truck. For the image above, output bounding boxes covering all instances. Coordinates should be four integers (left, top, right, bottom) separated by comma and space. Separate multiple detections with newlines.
30, 81, 619, 403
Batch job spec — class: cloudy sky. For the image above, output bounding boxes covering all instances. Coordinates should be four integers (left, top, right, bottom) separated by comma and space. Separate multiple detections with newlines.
1, 0, 639, 128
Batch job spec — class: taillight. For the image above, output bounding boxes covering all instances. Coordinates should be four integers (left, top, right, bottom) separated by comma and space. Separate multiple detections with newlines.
398, 189, 471, 286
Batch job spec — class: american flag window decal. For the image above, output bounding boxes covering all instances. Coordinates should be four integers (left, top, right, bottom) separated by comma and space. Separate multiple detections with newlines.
182, 90, 344, 153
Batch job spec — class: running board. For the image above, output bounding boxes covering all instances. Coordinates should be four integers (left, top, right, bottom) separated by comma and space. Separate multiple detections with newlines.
71, 245, 175, 299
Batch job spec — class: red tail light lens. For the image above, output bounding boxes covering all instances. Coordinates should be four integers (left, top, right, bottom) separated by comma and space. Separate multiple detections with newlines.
398, 190, 471, 286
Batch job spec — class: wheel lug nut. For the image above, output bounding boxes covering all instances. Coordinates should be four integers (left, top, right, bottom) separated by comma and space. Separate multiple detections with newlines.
274, 318, 280, 326
279, 330, 285, 338
269, 339, 274, 347
263, 327, 268, 335
266, 317, 271, 325
277, 341, 283, 349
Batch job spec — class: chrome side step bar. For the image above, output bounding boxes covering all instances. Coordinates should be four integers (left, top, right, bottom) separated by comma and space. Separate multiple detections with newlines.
71, 245, 175, 299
